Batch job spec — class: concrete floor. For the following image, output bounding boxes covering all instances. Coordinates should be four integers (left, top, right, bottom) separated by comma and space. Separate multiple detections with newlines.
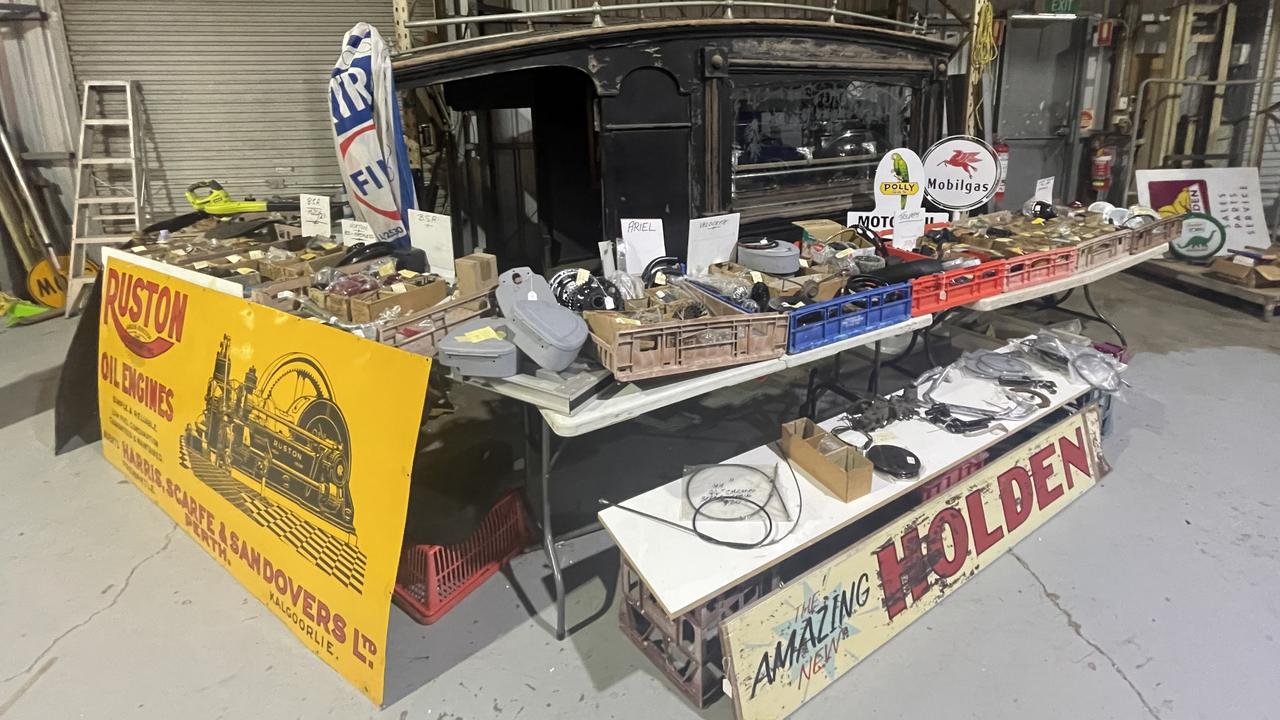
2, 271, 1279, 720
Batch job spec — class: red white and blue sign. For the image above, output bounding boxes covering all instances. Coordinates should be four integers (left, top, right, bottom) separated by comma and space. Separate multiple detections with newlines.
330, 23, 416, 245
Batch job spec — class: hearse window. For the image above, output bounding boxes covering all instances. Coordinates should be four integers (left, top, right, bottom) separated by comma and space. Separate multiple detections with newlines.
731, 78, 914, 203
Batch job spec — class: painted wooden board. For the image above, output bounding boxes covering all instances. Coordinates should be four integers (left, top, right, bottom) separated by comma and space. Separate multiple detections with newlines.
720, 408, 1103, 720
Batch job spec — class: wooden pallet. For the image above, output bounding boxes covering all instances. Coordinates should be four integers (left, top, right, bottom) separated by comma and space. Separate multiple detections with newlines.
1137, 259, 1280, 322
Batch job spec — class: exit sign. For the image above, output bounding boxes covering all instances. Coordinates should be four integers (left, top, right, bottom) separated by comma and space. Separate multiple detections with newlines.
1041, 0, 1080, 11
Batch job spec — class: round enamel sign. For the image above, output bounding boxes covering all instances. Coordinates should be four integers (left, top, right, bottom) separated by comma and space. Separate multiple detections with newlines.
922, 135, 1002, 211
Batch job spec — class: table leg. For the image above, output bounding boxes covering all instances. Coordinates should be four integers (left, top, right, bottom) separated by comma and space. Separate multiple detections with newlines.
523, 407, 567, 640
1081, 284, 1128, 348
538, 418, 567, 640
867, 340, 882, 395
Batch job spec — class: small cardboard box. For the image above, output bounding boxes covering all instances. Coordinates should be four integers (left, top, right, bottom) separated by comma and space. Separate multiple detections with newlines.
780, 418, 873, 502
348, 275, 450, 324
792, 219, 846, 244
456, 252, 498, 296
1208, 256, 1280, 288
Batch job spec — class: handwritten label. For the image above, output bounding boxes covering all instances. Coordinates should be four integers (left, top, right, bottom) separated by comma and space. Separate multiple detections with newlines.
235, 267, 255, 276
192, 260, 210, 270
620, 218, 666, 275
459, 326, 503, 343
248, 250, 265, 260
341, 219, 376, 246
893, 208, 926, 246
687, 212, 742, 276
300, 194, 331, 238
1034, 177, 1055, 204
225, 254, 243, 264
389, 282, 408, 294
407, 209, 455, 282
575, 268, 591, 284
1232, 254, 1257, 267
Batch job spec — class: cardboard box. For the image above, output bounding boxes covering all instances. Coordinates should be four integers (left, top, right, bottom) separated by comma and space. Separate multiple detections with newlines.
780, 419, 873, 502
456, 252, 498, 296
348, 275, 450, 324
1208, 256, 1280, 288
792, 219, 846, 244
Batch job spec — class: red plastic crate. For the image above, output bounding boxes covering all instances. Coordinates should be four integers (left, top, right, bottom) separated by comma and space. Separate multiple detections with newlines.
393, 492, 530, 624
885, 245, 1007, 315
1003, 246, 1078, 291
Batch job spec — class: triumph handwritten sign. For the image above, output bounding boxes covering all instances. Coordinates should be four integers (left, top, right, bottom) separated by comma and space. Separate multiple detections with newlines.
721, 409, 1102, 720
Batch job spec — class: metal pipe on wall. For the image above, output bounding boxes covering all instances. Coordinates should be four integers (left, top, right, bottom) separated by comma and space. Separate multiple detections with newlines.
1122, 77, 1268, 203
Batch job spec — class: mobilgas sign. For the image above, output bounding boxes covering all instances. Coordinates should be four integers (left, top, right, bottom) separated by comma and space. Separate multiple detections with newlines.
922, 135, 1002, 211
720, 409, 1102, 720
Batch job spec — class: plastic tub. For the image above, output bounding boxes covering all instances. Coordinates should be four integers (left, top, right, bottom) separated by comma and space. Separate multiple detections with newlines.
496, 267, 589, 372
786, 282, 912, 353
885, 245, 1007, 315
437, 317, 519, 377
1003, 246, 1078, 291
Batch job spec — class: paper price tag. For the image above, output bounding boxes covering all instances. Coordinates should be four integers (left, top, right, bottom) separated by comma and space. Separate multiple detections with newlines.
1232, 255, 1257, 267
389, 282, 408, 294
835, 248, 854, 259
750, 270, 763, 283
225, 254, 243, 264
398, 269, 420, 279
575, 268, 591, 284
798, 258, 809, 268
654, 271, 667, 285
192, 260, 210, 270
235, 267, 255, 276
460, 326, 503, 343
130, 245, 146, 252
615, 317, 643, 326
248, 250, 265, 260
300, 194, 331, 238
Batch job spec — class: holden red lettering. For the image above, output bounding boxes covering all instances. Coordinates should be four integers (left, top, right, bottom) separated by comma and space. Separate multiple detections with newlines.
875, 526, 930, 621
965, 489, 1004, 555
1058, 428, 1092, 489
1029, 445, 1063, 510
927, 507, 969, 578
998, 467, 1033, 533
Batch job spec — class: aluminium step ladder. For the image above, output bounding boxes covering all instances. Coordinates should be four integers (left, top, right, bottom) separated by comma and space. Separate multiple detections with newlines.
65, 80, 144, 316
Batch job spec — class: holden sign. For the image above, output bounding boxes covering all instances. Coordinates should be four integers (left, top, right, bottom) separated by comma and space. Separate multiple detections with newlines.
922, 135, 1001, 211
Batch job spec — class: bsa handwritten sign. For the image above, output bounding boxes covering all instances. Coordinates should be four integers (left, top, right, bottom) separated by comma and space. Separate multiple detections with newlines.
720, 409, 1102, 720
301, 194, 331, 238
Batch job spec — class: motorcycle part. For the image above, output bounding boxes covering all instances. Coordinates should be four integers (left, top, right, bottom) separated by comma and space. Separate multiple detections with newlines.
437, 318, 520, 378
870, 258, 944, 284
866, 445, 921, 480
642, 256, 683, 287
737, 239, 800, 275
496, 268, 589, 372
1003, 386, 1051, 408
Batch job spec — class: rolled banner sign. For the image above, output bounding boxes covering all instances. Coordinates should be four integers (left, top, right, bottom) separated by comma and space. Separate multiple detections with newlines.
330, 23, 417, 246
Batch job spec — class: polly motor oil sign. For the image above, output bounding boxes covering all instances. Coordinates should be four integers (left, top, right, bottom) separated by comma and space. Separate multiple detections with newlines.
97, 254, 430, 704
720, 409, 1102, 720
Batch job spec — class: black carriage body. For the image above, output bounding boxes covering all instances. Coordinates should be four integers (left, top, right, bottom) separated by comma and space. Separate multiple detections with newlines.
394, 19, 952, 271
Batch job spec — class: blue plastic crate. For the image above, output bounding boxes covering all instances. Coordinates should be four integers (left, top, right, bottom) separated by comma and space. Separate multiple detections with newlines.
786, 282, 913, 353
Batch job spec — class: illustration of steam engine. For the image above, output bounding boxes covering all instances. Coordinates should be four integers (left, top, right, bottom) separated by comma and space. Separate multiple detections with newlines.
185, 335, 354, 533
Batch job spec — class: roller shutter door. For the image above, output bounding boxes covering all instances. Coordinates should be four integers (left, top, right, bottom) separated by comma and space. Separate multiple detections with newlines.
61, 0, 394, 217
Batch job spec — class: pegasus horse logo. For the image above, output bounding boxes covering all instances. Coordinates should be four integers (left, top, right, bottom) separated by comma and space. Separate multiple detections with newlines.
938, 150, 983, 178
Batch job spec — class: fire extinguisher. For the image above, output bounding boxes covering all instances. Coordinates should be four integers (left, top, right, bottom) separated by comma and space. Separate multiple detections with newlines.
1091, 147, 1115, 195
993, 140, 1010, 202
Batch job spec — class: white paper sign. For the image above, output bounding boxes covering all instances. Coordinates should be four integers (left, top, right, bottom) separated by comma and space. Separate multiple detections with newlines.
620, 218, 666, 275
686, 213, 741, 276
893, 208, 926, 246
598, 241, 618, 277
847, 211, 950, 234
341, 219, 377, 246
1034, 177, 1055, 204
300, 194, 331, 238
407, 209, 454, 282
1135, 167, 1268, 253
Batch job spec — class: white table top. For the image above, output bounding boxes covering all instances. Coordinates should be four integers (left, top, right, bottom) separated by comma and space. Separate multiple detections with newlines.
967, 244, 1169, 312
597, 352, 1090, 617
539, 315, 933, 437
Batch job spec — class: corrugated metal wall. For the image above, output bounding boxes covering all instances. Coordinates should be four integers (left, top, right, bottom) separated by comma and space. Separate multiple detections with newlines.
60, 0, 394, 217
